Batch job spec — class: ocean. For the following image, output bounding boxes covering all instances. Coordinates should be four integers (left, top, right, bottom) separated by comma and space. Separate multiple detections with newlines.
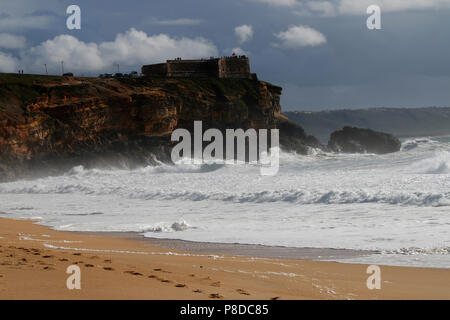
0, 136, 449, 268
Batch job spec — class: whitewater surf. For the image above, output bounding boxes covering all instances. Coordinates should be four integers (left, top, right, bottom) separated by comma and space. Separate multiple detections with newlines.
0, 136, 448, 268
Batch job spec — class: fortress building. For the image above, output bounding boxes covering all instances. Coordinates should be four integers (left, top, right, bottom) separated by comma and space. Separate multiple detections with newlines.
142, 55, 257, 79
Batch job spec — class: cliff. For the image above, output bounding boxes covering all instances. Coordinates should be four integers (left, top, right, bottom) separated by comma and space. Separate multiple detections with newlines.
0, 73, 311, 181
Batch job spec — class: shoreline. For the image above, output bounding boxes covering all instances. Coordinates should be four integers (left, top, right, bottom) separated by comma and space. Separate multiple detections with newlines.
1, 217, 449, 300
74, 230, 375, 261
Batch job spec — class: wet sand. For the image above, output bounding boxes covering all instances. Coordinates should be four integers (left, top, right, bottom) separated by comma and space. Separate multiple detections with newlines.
0, 218, 449, 300
79, 231, 375, 261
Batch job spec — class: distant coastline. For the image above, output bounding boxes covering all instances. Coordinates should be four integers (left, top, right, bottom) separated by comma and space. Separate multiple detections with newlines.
285, 107, 450, 144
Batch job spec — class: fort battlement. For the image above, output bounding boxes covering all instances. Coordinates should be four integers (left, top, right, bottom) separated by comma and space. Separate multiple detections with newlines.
142, 56, 256, 79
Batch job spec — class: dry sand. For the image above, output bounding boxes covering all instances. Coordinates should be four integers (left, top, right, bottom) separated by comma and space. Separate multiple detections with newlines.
0, 218, 449, 300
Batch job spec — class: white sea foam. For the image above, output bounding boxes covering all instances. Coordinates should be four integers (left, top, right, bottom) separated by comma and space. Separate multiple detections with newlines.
409, 151, 450, 174
1, 185, 448, 206
43, 243, 223, 259
139, 220, 193, 233
401, 137, 437, 151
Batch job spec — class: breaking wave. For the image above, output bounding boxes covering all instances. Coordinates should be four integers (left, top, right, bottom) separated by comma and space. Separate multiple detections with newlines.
125, 189, 450, 206
66, 162, 226, 176
140, 220, 193, 233
384, 246, 450, 255
401, 137, 436, 151
410, 151, 450, 174
1, 182, 449, 206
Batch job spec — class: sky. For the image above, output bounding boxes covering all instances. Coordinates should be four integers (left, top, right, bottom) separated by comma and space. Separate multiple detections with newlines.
1, 0, 450, 111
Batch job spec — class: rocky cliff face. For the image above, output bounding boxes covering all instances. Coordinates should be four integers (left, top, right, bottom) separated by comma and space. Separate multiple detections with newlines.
0, 74, 309, 181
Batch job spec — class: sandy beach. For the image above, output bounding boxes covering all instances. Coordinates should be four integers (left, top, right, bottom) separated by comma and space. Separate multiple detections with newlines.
0, 217, 449, 300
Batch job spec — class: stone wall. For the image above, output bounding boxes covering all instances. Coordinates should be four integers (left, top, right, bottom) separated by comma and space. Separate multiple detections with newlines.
141, 63, 167, 77
218, 57, 250, 78
142, 57, 251, 79
166, 60, 216, 78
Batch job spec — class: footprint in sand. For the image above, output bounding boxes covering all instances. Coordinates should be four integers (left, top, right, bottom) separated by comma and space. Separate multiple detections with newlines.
236, 289, 250, 296
210, 281, 221, 287
160, 279, 172, 283
103, 267, 114, 271
42, 255, 53, 259
148, 275, 157, 279
124, 271, 143, 276
43, 266, 55, 270
209, 293, 223, 299
175, 284, 187, 288
193, 289, 203, 293
271, 296, 280, 300
59, 258, 69, 262
84, 264, 94, 268
154, 268, 171, 273
103, 259, 112, 263
73, 253, 82, 256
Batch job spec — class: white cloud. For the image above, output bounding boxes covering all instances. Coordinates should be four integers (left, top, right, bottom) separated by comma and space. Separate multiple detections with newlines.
231, 47, 249, 56
24, 35, 104, 73
150, 18, 203, 26
0, 33, 26, 49
0, 51, 19, 72
274, 25, 327, 48
306, 1, 337, 16
21, 28, 219, 74
234, 25, 254, 44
